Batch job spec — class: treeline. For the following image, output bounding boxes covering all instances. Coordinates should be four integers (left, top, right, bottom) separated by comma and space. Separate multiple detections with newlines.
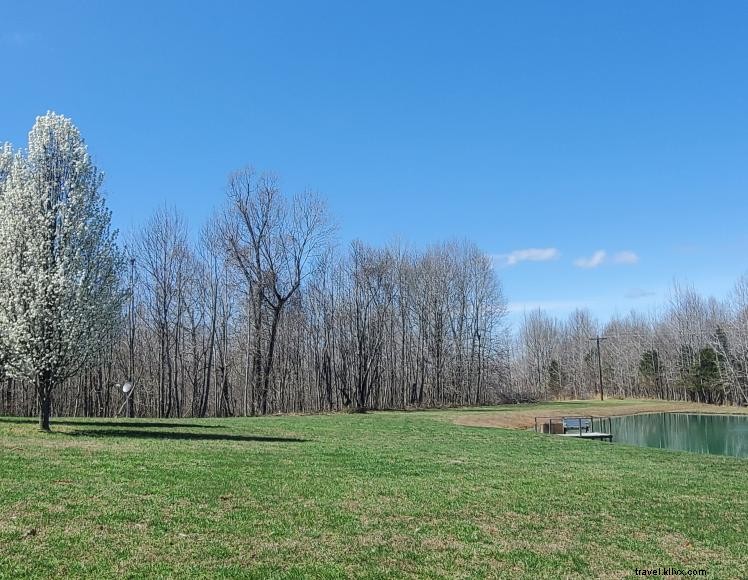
1, 168, 511, 418
512, 281, 748, 406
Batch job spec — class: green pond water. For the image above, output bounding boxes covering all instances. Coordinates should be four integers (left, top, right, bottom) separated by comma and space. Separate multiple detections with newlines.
607, 412, 748, 459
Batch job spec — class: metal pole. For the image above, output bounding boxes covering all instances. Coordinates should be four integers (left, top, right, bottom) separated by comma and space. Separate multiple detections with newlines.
589, 336, 607, 401
127, 256, 135, 418
596, 337, 604, 401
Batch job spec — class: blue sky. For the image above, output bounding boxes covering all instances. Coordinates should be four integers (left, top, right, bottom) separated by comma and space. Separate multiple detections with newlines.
2, 1, 747, 325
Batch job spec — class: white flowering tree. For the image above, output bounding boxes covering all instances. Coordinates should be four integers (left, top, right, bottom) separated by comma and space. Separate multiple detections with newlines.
0, 143, 15, 379
0, 113, 124, 430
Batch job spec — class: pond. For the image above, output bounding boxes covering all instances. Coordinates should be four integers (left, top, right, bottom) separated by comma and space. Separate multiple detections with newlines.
607, 412, 748, 459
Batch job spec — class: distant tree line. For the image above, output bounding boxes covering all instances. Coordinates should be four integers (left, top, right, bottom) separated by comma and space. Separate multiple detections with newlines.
1, 115, 745, 424
95, 184, 510, 418
512, 281, 748, 406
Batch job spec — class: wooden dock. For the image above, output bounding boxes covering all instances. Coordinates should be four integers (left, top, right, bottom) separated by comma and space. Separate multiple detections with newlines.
534, 415, 613, 442
559, 431, 613, 442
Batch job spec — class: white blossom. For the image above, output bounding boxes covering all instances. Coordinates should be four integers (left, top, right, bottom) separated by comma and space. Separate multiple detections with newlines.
0, 113, 124, 421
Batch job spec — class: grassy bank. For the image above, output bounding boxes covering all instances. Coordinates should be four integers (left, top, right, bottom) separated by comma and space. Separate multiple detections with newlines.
450, 398, 748, 429
0, 402, 746, 578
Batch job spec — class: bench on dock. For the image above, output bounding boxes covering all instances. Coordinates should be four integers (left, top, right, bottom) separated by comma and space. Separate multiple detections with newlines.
562, 417, 591, 433
534, 415, 613, 442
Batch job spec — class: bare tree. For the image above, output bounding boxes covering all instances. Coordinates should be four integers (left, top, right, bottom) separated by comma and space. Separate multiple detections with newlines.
135, 207, 190, 417
220, 168, 334, 414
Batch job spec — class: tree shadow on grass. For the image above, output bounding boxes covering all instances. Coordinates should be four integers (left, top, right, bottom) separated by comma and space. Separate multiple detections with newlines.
64, 428, 307, 443
0, 417, 225, 429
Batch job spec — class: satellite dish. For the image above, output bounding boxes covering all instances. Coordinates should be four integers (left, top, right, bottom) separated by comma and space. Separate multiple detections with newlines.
122, 382, 133, 394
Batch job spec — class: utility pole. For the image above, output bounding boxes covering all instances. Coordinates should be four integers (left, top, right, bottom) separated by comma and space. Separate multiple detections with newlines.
589, 336, 608, 401
127, 256, 136, 418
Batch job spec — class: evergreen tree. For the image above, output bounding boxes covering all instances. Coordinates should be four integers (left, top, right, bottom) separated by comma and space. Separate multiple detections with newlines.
639, 349, 662, 393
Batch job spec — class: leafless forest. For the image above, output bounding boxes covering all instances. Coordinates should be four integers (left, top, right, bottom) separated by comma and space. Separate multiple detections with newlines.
1, 168, 746, 418
514, 283, 748, 406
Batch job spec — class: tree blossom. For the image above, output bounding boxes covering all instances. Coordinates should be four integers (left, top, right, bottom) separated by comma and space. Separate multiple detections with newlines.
0, 113, 124, 430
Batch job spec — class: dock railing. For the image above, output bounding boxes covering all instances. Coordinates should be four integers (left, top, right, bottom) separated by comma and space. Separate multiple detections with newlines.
534, 415, 613, 440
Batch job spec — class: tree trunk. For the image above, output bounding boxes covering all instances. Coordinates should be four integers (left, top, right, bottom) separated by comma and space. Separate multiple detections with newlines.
260, 305, 283, 415
38, 374, 52, 431
39, 395, 51, 431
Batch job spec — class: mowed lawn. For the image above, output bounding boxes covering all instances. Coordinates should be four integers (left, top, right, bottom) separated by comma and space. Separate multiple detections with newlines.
0, 404, 746, 579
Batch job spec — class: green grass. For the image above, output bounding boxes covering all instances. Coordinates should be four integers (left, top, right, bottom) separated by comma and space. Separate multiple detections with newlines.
0, 404, 746, 579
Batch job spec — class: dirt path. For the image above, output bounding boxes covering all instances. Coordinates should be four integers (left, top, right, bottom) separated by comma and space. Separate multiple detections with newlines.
453, 400, 748, 430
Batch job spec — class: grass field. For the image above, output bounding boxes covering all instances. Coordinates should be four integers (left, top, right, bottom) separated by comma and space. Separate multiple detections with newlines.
1, 401, 746, 579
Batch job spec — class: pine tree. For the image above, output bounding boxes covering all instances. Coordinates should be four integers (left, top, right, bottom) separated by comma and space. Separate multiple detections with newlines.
0, 113, 124, 430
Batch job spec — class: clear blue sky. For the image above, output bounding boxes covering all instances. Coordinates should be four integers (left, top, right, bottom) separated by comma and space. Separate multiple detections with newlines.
2, 1, 747, 325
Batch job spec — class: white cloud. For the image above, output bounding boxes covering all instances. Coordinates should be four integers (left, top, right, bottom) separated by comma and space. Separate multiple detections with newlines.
574, 249, 639, 269
493, 247, 560, 267
613, 251, 639, 265
574, 250, 606, 269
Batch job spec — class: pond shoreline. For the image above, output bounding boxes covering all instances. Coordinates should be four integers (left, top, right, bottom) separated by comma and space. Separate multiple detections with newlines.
453, 399, 748, 430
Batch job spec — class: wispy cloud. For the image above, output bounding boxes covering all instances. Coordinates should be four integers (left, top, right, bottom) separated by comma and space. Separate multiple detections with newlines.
625, 288, 656, 299
574, 250, 606, 269
574, 249, 639, 269
613, 250, 639, 265
493, 247, 560, 267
